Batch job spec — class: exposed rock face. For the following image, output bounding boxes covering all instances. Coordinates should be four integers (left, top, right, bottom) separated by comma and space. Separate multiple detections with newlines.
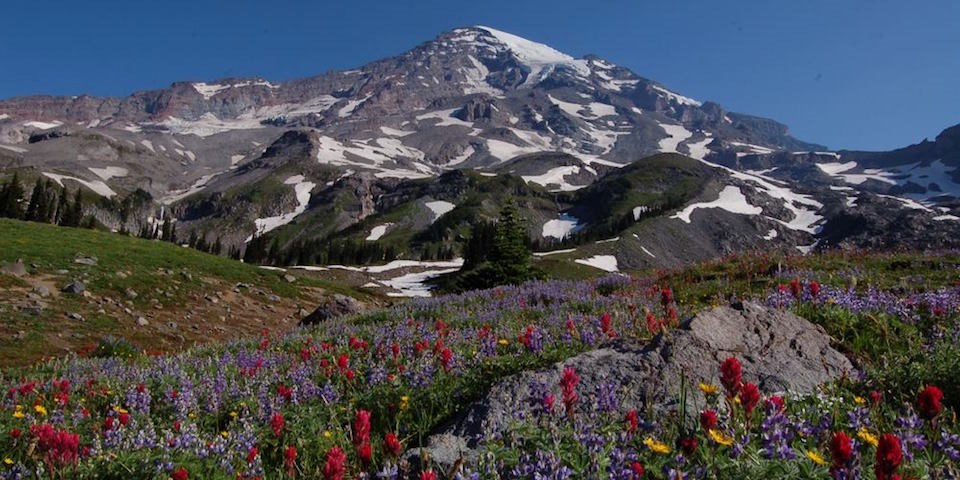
414, 301, 853, 468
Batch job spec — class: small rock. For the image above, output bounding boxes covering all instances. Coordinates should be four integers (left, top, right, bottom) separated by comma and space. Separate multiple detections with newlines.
61, 281, 86, 294
67, 312, 84, 321
116, 271, 128, 279
297, 308, 310, 318
32, 284, 50, 298
136, 317, 149, 326
74, 256, 98, 266
283, 274, 297, 283
0, 260, 27, 277
181, 271, 193, 281
267, 294, 280, 302
167, 322, 178, 330
236, 283, 251, 289
55, 269, 69, 275
124, 288, 138, 300
19, 305, 44, 316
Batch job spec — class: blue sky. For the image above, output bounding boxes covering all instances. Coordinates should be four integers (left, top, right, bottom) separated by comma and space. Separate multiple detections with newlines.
1, 0, 957, 150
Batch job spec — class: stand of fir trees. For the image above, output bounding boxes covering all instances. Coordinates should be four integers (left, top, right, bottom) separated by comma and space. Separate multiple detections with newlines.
451, 199, 540, 291
0, 174, 86, 227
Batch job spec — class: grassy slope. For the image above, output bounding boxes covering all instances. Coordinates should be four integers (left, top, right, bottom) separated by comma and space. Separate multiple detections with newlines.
0, 219, 370, 366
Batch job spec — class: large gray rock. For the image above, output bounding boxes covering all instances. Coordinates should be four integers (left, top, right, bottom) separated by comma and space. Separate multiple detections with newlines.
299, 294, 362, 326
414, 301, 853, 469
61, 281, 86, 294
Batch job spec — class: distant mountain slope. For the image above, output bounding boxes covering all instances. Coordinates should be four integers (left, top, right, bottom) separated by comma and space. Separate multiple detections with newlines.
0, 26, 957, 273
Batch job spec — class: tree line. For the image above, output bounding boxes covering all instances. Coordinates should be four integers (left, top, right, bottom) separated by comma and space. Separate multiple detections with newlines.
0, 173, 89, 227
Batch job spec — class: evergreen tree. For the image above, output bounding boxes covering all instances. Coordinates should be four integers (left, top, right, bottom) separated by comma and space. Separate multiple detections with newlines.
55, 185, 69, 225
160, 215, 172, 242
25, 179, 44, 222
454, 199, 538, 291
1, 172, 24, 219
489, 199, 535, 283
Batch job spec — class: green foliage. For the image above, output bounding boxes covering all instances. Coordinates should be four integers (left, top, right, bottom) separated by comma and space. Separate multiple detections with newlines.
452, 199, 541, 291
90, 336, 143, 360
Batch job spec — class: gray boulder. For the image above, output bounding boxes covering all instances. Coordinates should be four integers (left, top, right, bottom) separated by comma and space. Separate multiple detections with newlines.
414, 301, 853, 469
61, 281, 86, 294
74, 256, 98, 266
300, 294, 362, 325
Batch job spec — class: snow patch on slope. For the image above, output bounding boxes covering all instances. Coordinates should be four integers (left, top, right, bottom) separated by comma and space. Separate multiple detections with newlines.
43, 173, 117, 198
247, 175, 316, 240
541, 213, 582, 239
575, 255, 619, 272
88, 166, 128, 181
425, 201, 456, 222
671, 186, 761, 222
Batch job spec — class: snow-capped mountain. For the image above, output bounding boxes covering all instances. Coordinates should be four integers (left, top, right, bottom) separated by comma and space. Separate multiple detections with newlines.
0, 26, 957, 271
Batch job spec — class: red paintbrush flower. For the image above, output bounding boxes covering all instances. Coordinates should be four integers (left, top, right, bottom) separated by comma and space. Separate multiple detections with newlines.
830, 431, 853, 466
543, 394, 555, 413
917, 385, 943, 420
719, 357, 742, 397
358, 441, 372, 465
323, 447, 347, 480
631, 461, 644, 478
740, 383, 761, 415
440, 347, 453, 372
247, 446, 259, 463
679, 436, 698, 455
560, 368, 579, 416
875, 433, 902, 480
353, 409, 371, 448
625, 409, 638, 435
419, 471, 437, 480
384, 432, 402, 457
700, 409, 718, 432
172, 466, 189, 480
271, 412, 285, 437
284, 446, 297, 477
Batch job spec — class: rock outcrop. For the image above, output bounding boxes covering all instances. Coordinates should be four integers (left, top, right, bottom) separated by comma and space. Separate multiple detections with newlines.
412, 301, 853, 469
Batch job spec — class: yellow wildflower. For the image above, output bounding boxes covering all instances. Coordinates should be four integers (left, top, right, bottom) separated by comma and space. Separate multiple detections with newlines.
643, 437, 672, 455
399, 396, 410, 411
323, 431, 332, 438
188, 413, 196, 419
805, 450, 828, 466
229, 411, 238, 419
698, 383, 720, 395
708, 429, 734, 446
34, 405, 47, 416
220, 431, 229, 438
3, 458, 12, 465
854, 396, 866, 406
858, 427, 879, 447
12, 411, 24, 419
497, 339, 509, 346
